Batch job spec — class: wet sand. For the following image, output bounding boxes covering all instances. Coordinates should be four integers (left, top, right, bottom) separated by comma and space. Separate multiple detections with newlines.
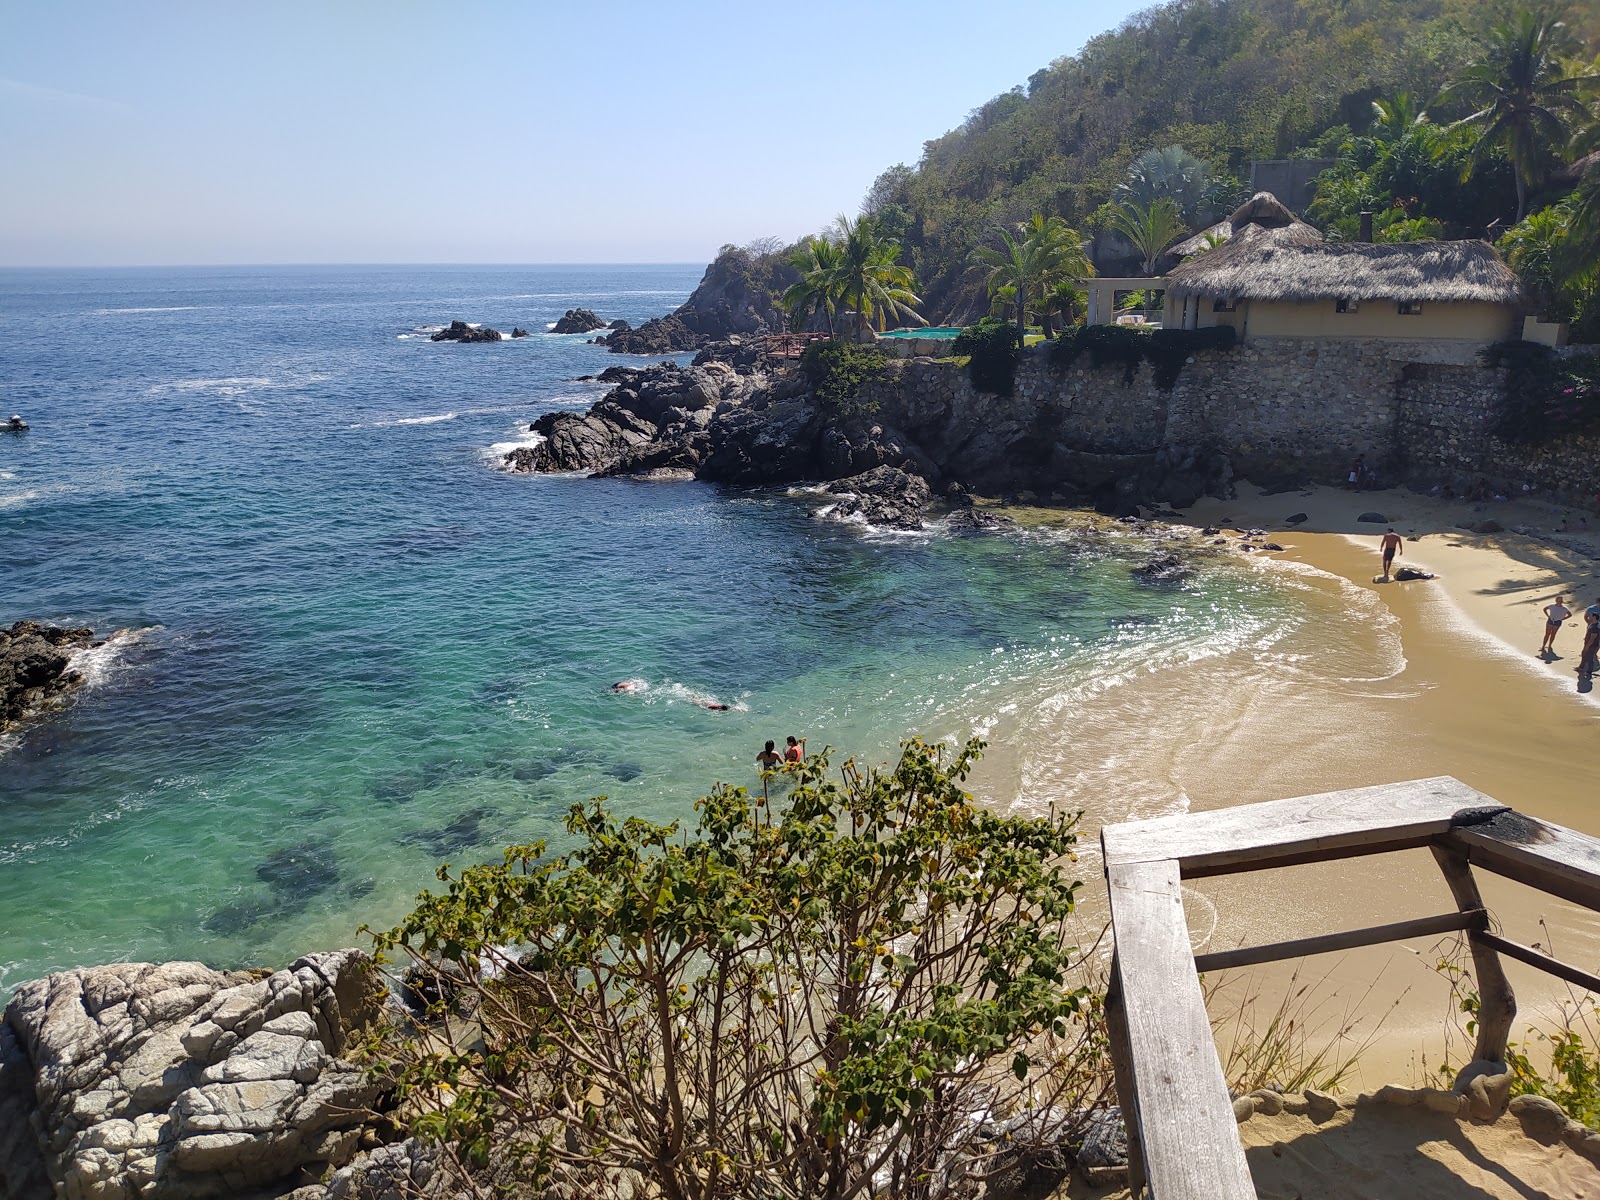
974, 484, 1600, 1086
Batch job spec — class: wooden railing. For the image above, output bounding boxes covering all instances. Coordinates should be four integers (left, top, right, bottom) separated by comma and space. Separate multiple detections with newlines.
1101, 777, 1600, 1198
762, 332, 831, 361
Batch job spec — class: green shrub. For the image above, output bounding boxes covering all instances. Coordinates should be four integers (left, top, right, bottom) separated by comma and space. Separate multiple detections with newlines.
799, 340, 890, 417
1049, 324, 1235, 388
371, 739, 1104, 1199
952, 316, 1022, 396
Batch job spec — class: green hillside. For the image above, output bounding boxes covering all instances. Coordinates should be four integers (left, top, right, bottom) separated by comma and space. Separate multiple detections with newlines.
860, 0, 1596, 320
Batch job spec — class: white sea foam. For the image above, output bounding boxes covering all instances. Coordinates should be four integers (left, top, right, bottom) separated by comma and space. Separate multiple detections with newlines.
645, 681, 748, 712
485, 427, 546, 462
148, 374, 332, 399
67, 627, 151, 687
93, 306, 201, 315
393, 412, 457, 426
0, 489, 42, 510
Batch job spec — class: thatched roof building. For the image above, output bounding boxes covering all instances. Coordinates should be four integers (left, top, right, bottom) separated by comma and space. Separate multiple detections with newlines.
1161, 192, 1523, 344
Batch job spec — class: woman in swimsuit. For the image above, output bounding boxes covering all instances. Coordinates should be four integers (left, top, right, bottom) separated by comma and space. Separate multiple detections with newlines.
756, 741, 782, 771
1542, 595, 1572, 655
784, 736, 805, 764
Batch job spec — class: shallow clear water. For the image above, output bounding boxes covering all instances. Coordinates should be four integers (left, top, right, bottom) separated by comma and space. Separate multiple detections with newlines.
0, 265, 1342, 996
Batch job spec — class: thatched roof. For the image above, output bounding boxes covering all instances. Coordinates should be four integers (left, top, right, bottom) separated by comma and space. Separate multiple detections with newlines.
1164, 192, 1522, 305
1168, 218, 1232, 259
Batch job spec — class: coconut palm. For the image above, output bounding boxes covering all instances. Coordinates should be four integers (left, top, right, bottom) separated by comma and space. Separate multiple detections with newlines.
1444, 8, 1600, 221
970, 213, 1092, 346
829, 214, 923, 339
1370, 93, 1430, 142
781, 237, 844, 335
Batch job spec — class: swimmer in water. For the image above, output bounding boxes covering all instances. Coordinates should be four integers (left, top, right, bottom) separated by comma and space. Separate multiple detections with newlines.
610, 679, 646, 694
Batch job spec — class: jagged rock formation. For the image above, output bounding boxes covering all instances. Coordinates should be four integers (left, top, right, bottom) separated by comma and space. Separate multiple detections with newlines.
818, 466, 934, 530
550, 309, 606, 335
0, 951, 384, 1200
1, 621, 99, 732
601, 244, 799, 354
429, 322, 501, 343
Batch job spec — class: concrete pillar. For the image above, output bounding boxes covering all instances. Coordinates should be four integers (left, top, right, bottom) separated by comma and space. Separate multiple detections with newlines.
1087, 285, 1100, 327
1184, 295, 1199, 331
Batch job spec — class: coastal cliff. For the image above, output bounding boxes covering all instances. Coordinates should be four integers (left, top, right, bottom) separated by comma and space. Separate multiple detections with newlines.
511, 339, 1600, 511
601, 244, 796, 355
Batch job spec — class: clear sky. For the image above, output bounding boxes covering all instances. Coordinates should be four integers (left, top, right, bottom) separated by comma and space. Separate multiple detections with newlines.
0, 1, 1151, 266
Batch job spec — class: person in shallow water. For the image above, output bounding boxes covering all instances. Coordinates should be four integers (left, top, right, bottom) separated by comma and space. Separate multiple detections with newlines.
784, 735, 805, 763
757, 741, 782, 771
1577, 610, 1600, 678
1378, 528, 1404, 580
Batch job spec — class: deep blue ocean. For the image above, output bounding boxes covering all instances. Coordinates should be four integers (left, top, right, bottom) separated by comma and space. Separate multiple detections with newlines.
0, 265, 1354, 996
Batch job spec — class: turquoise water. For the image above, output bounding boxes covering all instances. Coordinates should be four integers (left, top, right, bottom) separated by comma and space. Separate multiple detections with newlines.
0, 265, 1334, 997
880, 327, 963, 338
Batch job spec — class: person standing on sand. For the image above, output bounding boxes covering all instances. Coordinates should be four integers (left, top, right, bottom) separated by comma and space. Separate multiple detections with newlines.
1542, 595, 1572, 655
1378, 528, 1404, 580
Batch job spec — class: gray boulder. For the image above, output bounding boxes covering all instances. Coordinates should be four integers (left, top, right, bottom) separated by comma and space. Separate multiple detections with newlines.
551, 309, 606, 335
1357, 511, 1388, 523
819, 466, 933, 530
1, 950, 382, 1200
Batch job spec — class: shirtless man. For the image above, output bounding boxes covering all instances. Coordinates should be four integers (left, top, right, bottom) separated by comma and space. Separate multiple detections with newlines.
1541, 595, 1572, 655
1379, 528, 1404, 581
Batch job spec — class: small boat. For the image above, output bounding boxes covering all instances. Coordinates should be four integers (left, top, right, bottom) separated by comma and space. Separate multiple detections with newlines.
5, 415, 27, 433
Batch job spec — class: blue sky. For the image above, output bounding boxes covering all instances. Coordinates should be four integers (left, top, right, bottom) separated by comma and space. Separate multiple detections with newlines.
0, 1, 1150, 266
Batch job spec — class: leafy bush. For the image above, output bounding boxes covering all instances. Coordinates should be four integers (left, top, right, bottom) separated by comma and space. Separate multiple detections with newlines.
1049, 324, 1236, 388
952, 316, 1023, 396
371, 740, 1104, 1199
1483, 342, 1600, 443
800, 340, 890, 417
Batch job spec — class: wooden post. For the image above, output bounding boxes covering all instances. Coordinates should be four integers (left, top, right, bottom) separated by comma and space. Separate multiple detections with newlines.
1104, 959, 1148, 1195
1431, 845, 1516, 1064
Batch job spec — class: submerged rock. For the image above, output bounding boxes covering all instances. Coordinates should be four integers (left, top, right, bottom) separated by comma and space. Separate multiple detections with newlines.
430, 321, 501, 343
0, 950, 383, 1200
1, 620, 99, 732
945, 508, 1018, 535
551, 308, 606, 335
1131, 552, 1194, 585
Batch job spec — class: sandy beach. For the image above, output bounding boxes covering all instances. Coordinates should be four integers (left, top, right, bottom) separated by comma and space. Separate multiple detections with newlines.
1155, 482, 1600, 1081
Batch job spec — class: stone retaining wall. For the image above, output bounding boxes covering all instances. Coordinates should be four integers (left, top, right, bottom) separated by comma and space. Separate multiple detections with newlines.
864, 337, 1600, 506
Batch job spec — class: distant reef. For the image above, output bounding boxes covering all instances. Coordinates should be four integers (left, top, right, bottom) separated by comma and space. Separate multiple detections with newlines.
0, 620, 102, 733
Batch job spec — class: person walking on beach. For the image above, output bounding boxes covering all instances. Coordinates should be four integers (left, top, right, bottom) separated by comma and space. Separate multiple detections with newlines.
757, 741, 782, 771
1542, 595, 1572, 655
784, 735, 805, 764
1578, 610, 1600, 678
1378, 528, 1404, 581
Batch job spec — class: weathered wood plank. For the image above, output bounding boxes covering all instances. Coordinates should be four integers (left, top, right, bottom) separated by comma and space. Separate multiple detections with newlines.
1432, 847, 1516, 1064
1450, 812, 1600, 913
1192, 909, 1483, 974
1102, 776, 1500, 877
1109, 859, 1254, 1199
1103, 965, 1148, 1194
1473, 931, 1600, 995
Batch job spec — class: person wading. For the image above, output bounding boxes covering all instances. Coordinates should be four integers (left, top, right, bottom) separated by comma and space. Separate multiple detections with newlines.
1378, 528, 1404, 581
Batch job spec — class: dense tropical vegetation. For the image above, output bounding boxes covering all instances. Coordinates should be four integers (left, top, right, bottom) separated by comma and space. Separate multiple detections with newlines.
968, 212, 1093, 345
782, 215, 923, 339
852, 0, 1599, 336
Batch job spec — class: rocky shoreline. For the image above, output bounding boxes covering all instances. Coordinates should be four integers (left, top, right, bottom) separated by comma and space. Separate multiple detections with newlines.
1, 621, 110, 734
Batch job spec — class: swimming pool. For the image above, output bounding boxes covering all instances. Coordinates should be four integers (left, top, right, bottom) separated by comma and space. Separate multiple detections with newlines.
880, 327, 963, 338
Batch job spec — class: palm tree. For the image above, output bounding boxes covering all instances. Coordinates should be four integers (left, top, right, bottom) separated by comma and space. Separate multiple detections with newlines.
1117, 145, 1213, 223
1444, 8, 1600, 222
1038, 280, 1088, 338
970, 213, 1092, 346
781, 237, 843, 336
1370, 93, 1430, 142
1109, 198, 1187, 320
829, 214, 923, 339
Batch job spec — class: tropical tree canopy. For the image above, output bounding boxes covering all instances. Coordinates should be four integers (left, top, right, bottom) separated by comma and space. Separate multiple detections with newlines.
1108, 198, 1188, 277
1116, 145, 1214, 223
781, 218, 923, 338
969, 213, 1092, 344
1445, 8, 1600, 220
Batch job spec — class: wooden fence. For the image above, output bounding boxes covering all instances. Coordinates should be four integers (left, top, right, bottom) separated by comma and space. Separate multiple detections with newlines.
1101, 776, 1600, 1197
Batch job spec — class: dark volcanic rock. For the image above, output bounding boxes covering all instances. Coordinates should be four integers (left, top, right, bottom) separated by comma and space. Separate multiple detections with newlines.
1285, 512, 1308, 525
603, 314, 706, 355
608, 319, 631, 331
1, 620, 98, 731
510, 327, 530, 338
1131, 552, 1194, 585
820, 466, 934, 530
1357, 511, 1388, 523
552, 308, 607, 335
945, 508, 1018, 534
430, 320, 502, 343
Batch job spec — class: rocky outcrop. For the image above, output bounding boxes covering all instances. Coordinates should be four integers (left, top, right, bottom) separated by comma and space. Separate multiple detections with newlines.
602, 315, 705, 356
510, 328, 529, 339
429, 322, 501, 343
819, 467, 933, 530
551, 309, 606, 335
0, 951, 384, 1200
601, 244, 800, 354
1, 621, 99, 732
